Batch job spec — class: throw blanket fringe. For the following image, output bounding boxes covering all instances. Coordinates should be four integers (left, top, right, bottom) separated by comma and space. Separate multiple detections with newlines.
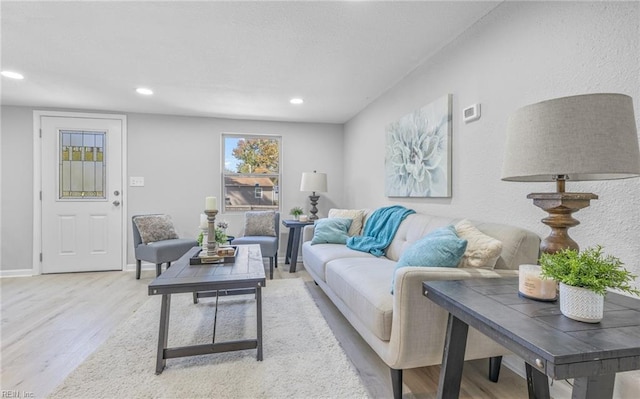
347, 205, 415, 256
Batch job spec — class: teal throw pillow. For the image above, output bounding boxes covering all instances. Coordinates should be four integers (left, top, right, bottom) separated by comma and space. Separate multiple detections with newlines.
311, 218, 353, 245
391, 225, 467, 293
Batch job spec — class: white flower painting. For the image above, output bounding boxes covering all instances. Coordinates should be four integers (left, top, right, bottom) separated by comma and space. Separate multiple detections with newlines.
385, 94, 452, 197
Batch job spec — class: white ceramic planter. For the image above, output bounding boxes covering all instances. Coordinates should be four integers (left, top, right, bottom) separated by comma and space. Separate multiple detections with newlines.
559, 282, 604, 323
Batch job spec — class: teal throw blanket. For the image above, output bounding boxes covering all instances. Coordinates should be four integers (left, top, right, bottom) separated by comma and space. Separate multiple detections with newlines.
346, 205, 415, 256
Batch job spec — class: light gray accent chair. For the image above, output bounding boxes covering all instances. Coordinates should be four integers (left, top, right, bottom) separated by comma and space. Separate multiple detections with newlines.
231, 211, 279, 279
132, 214, 198, 279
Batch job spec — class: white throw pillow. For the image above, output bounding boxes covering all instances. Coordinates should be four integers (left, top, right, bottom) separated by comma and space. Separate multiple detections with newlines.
328, 208, 366, 236
454, 219, 503, 269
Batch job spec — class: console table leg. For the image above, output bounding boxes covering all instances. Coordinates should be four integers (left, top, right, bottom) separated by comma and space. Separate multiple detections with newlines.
285, 230, 294, 264
572, 374, 615, 399
525, 362, 550, 399
289, 227, 302, 273
256, 285, 263, 361
156, 294, 171, 374
437, 314, 469, 399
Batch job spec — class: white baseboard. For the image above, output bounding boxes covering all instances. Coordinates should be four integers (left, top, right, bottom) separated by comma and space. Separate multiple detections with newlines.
0, 269, 34, 278
125, 262, 157, 272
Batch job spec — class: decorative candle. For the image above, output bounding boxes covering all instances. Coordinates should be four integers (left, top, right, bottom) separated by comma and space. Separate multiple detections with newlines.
199, 214, 207, 229
205, 196, 217, 211
518, 264, 557, 301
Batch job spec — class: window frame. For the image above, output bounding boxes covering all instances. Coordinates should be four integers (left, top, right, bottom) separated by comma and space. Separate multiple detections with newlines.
221, 133, 282, 213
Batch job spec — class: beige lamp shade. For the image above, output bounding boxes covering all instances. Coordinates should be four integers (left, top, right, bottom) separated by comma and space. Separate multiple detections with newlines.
502, 93, 640, 182
300, 171, 327, 193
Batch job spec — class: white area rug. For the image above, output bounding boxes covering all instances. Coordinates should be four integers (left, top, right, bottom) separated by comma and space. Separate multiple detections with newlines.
50, 279, 369, 398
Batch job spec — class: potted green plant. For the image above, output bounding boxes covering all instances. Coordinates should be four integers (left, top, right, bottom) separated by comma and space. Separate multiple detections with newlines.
540, 245, 640, 323
214, 227, 228, 245
290, 206, 303, 220
197, 228, 228, 247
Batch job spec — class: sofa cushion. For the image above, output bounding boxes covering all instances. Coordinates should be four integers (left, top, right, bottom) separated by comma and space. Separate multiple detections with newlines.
391, 225, 467, 293
328, 208, 366, 236
311, 218, 352, 245
302, 241, 376, 283
385, 214, 457, 262
325, 257, 396, 341
455, 219, 503, 269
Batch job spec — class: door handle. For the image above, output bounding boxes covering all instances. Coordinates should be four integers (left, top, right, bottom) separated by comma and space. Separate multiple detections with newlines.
112, 200, 121, 206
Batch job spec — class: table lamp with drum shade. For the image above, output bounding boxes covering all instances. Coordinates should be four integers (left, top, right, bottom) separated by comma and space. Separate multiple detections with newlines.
300, 171, 327, 221
502, 93, 640, 254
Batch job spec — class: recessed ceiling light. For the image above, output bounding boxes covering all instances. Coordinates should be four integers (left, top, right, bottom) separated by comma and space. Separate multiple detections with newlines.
290, 98, 304, 105
136, 87, 153, 95
1, 70, 24, 80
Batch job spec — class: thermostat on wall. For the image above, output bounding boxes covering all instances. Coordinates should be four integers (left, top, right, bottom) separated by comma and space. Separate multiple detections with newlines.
463, 103, 481, 123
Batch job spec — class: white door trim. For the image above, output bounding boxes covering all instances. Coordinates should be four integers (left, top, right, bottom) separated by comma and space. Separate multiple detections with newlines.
33, 111, 128, 275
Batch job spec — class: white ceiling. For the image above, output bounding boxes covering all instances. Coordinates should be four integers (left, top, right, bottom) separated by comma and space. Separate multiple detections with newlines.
1, 1, 499, 124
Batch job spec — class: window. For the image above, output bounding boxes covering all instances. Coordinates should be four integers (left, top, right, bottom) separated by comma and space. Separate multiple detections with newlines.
59, 130, 106, 199
222, 134, 280, 212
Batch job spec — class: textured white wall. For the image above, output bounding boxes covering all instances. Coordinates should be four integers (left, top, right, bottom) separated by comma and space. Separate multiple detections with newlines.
344, 2, 640, 285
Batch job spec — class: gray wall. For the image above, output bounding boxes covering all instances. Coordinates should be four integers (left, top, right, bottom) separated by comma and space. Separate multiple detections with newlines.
344, 2, 640, 284
1, 107, 343, 271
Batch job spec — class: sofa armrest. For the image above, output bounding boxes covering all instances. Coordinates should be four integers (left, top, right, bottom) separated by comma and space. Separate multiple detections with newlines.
384, 266, 518, 369
302, 225, 315, 243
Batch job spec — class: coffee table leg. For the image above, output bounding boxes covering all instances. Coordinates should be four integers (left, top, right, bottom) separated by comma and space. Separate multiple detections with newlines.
156, 294, 171, 374
256, 284, 263, 361
571, 374, 615, 399
437, 314, 468, 399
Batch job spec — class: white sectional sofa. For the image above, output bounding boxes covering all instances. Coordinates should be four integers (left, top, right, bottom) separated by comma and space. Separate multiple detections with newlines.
301, 210, 540, 398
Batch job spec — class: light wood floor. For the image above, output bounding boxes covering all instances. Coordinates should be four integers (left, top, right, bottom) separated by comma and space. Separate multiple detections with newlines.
1, 261, 532, 398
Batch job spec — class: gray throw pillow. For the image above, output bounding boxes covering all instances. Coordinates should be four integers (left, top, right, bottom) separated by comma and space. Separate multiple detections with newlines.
244, 211, 276, 237
134, 215, 179, 244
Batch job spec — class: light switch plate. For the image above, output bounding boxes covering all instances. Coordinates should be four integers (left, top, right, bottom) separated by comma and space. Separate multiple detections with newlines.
130, 176, 145, 187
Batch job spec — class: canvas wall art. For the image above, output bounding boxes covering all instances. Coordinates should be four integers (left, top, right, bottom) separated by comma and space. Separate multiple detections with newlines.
385, 94, 452, 197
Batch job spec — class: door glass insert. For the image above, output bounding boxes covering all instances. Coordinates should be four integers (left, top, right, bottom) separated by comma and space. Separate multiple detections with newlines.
59, 130, 106, 199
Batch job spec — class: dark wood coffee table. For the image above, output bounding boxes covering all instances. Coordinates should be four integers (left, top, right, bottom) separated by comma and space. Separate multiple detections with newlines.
423, 277, 640, 399
148, 244, 266, 374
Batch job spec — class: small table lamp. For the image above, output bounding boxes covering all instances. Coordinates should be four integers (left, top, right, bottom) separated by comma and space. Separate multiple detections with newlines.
300, 171, 327, 220
502, 93, 640, 254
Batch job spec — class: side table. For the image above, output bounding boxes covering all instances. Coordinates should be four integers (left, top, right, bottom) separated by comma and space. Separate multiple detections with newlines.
281, 219, 314, 272
423, 277, 640, 399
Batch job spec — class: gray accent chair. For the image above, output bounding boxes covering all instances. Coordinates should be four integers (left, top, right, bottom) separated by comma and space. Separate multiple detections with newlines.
132, 214, 198, 279
231, 211, 279, 279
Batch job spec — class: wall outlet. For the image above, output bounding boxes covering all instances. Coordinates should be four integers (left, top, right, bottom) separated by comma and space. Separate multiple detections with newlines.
129, 176, 145, 187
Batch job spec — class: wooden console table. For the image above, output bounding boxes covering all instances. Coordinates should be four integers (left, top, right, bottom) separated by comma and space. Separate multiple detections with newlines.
423, 278, 640, 399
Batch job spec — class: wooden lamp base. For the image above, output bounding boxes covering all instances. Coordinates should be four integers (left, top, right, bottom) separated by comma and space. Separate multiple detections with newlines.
527, 192, 598, 254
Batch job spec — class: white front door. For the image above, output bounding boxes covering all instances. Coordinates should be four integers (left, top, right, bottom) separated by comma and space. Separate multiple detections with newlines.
39, 114, 125, 273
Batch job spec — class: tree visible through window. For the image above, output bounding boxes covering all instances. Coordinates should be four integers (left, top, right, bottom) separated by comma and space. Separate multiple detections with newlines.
223, 134, 280, 212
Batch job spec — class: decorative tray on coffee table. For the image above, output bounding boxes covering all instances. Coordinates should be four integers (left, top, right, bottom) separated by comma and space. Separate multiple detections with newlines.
190, 246, 237, 265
